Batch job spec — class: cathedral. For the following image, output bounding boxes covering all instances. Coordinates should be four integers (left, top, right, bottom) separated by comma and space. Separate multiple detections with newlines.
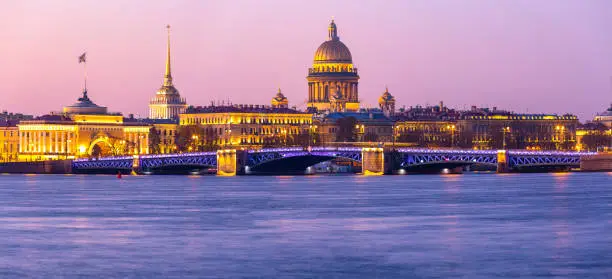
307, 20, 360, 112
149, 25, 188, 120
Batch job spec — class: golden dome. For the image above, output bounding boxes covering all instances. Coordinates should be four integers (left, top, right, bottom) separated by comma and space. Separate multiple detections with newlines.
378, 87, 395, 104
313, 20, 352, 64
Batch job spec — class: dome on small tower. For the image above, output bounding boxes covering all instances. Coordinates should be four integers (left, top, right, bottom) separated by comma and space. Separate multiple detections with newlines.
378, 87, 396, 117
271, 88, 289, 108
63, 89, 108, 115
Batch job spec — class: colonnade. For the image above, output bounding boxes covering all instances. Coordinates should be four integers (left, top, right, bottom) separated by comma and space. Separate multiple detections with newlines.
308, 81, 358, 103
125, 132, 150, 155
19, 130, 74, 155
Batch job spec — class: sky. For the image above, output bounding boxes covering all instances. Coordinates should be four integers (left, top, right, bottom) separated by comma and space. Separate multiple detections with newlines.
1, 0, 612, 120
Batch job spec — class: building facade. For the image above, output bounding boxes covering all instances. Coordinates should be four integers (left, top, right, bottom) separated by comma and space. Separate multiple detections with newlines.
593, 103, 612, 128
149, 25, 187, 120
307, 20, 359, 112
316, 110, 394, 145
456, 112, 578, 150
0, 123, 19, 162
18, 90, 151, 161
179, 105, 313, 150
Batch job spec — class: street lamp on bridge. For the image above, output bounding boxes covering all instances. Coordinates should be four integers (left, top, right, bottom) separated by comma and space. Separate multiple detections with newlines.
502, 126, 511, 150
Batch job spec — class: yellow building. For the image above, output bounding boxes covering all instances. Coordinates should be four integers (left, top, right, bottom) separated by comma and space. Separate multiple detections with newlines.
150, 122, 179, 154
179, 105, 313, 149
456, 113, 578, 150
18, 90, 151, 161
307, 20, 359, 112
316, 111, 395, 144
394, 120, 456, 147
0, 124, 19, 162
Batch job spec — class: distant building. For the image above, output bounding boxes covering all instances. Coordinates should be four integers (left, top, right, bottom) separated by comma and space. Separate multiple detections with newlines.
179, 105, 313, 149
271, 88, 289, 109
0, 111, 33, 122
455, 109, 578, 151
149, 25, 187, 120
0, 121, 19, 162
576, 122, 610, 152
316, 110, 394, 144
307, 20, 359, 112
593, 103, 612, 128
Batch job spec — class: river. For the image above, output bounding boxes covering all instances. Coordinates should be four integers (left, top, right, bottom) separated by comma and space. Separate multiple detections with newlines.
1, 173, 611, 278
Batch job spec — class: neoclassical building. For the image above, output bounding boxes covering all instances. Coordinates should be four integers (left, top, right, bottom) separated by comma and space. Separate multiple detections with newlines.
149, 25, 187, 120
307, 20, 359, 112
18, 90, 151, 161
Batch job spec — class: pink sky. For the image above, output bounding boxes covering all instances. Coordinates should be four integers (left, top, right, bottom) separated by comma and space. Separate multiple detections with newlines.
2, 0, 611, 120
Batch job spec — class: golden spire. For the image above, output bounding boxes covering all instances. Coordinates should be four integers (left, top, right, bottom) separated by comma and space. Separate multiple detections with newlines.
164, 24, 173, 86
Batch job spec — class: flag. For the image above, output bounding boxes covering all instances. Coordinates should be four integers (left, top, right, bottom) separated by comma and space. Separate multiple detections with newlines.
78, 52, 86, 63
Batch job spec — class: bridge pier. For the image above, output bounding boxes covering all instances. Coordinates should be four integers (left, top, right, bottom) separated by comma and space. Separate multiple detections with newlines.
497, 150, 510, 173
217, 149, 237, 176
216, 149, 248, 176
361, 147, 384, 175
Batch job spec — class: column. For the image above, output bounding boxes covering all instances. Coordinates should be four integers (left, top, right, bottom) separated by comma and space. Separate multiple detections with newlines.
19, 132, 23, 153
145, 134, 149, 154
42, 131, 46, 153
67, 132, 71, 154
34, 131, 38, 153
54, 131, 59, 153
60, 132, 65, 153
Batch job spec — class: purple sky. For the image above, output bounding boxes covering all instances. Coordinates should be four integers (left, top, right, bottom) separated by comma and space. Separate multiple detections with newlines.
2, 0, 612, 120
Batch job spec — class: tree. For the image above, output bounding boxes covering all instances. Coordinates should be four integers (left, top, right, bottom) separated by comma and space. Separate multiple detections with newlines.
363, 132, 378, 143
335, 117, 358, 142
581, 134, 610, 151
149, 127, 161, 154
175, 125, 221, 152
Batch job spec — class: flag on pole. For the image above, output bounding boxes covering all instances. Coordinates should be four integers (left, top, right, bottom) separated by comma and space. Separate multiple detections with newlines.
78, 52, 87, 63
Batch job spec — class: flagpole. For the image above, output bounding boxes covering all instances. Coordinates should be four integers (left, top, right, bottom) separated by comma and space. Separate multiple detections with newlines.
84, 58, 87, 91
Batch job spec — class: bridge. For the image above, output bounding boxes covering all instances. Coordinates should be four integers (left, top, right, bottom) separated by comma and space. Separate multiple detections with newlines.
71, 147, 597, 175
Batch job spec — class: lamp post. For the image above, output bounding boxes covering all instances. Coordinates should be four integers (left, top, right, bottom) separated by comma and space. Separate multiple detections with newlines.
191, 134, 198, 152
502, 126, 510, 150
555, 125, 566, 150
281, 129, 287, 147
447, 125, 456, 148
65, 139, 72, 159
392, 125, 397, 150
225, 129, 232, 148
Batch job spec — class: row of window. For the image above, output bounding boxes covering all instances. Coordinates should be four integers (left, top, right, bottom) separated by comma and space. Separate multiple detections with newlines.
181, 118, 311, 125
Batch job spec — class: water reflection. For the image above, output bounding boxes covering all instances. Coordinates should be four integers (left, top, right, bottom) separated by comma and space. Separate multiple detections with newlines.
0, 173, 610, 277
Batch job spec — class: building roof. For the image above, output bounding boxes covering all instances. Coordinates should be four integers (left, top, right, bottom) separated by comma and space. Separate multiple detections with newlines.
322, 111, 393, 125
596, 103, 612, 117
313, 20, 352, 64
185, 105, 309, 115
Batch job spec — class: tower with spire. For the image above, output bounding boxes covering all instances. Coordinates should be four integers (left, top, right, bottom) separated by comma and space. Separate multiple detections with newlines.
149, 25, 188, 120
